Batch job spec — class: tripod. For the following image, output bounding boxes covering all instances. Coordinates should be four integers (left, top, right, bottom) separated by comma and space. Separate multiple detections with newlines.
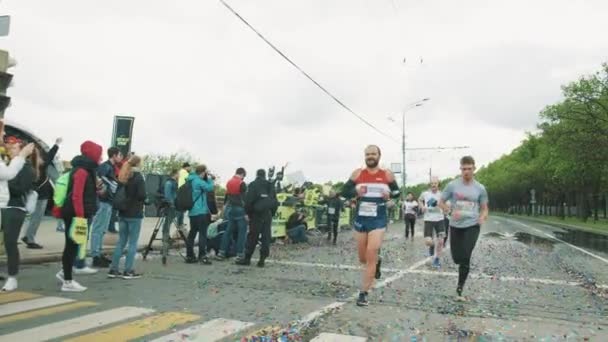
142, 206, 188, 265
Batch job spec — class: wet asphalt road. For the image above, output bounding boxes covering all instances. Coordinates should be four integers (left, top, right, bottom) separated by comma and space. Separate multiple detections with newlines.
3, 216, 608, 341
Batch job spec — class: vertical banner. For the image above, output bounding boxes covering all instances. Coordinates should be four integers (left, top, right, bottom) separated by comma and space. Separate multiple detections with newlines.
111, 116, 135, 157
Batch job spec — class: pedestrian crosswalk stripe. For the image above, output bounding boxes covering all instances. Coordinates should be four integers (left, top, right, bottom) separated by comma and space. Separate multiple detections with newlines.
310, 332, 367, 341
0, 301, 97, 325
64, 311, 200, 342
0, 296, 74, 317
0, 291, 39, 304
0, 306, 154, 342
149, 318, 254, 342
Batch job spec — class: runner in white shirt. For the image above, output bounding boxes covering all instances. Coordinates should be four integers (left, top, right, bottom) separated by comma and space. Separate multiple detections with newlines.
419, 176, 446, 268
402, 192, 418, 239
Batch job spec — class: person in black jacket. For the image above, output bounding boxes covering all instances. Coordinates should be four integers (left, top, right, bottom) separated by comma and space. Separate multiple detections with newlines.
319, 190, 343, 245
1, 138, 36, 292
20, 138, 62, 249
58, 140, 102, 292
108, 155, 146, 280
236, 169, 278, 267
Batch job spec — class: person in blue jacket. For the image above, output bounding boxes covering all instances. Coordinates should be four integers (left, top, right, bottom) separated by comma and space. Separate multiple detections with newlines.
185, 164, 215, 265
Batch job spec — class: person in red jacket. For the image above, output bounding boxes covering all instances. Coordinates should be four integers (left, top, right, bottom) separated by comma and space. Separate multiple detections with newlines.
58, 141, 102, 292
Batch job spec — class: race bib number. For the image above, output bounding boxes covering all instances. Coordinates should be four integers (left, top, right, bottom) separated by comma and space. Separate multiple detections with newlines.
358, 202, 378, 217
455, 200, 476, 214
328, 207, 336, 215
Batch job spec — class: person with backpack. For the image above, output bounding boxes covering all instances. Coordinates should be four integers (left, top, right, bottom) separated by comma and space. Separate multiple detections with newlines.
107, 156, 146, 279
19, 138, 62, 249
1, 137, 36, 292
182, 164, 214, 265
236, 169, 278, 267
57, 141, 102, 292
89, 147, 122, 268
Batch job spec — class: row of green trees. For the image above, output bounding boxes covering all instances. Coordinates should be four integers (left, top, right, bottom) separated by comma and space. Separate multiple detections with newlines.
472, 63, 608, 222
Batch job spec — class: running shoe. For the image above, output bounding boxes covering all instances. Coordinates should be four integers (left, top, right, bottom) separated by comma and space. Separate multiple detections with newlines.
356, 291, 369, 307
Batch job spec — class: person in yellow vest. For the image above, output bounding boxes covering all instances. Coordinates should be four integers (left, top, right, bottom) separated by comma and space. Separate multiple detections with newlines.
176, 163, 192, 230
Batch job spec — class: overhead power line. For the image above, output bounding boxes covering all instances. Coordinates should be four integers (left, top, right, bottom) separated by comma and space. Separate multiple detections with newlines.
218, 0, 397, 142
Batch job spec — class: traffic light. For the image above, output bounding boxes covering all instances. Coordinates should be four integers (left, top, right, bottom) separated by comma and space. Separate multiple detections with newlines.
0, 49, 15, 118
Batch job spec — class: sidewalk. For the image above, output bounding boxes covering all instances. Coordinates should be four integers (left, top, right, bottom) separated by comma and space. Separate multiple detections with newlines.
1, 216, 173, 265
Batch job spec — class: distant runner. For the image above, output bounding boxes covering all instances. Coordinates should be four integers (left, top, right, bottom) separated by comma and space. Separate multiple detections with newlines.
342, 145, 400, 307
419, 177, 446, 268
439, 156, 488, 301
402, 192, 418, 239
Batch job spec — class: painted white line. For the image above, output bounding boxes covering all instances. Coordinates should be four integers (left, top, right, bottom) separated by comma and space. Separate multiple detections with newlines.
0, 297, 74, 317
503, 218, 608, 265
310, 332, 367, 342
150, 318, 254, 342
406, 269, 595, 287
264, 259, 402, 273
0, 306, 154, 342
297, 253, 436, 328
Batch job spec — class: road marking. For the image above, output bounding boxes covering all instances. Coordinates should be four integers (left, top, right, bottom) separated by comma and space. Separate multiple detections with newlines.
0, 296, 74, 317
263, 259, 402, 273
0, 301, 97, 325
310, 332, 367, 342
150, 318, 254, 342
0, 291, 39, 304
65, 311, 200, 342
406, 269, 602, 287
503, 218, 608, 265
296, 252, 438, 329
0, 306, 154, 342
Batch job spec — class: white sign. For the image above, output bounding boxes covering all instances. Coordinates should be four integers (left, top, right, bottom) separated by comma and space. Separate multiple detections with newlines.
0, 16, 10, 37
390, 163, 402, 173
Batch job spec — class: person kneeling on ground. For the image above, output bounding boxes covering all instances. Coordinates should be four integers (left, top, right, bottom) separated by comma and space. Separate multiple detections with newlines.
286, 210, 308, 244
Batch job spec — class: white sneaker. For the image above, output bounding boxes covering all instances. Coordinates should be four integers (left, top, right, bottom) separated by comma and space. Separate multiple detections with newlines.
73, 266, 98, 275
61, 280, 87, 292
1, 277, 18, 292
55, 270, 64, 283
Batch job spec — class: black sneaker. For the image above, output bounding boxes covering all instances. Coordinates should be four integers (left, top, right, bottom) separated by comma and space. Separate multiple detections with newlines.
26, 242, 44, 249
456, 286, 466, 301
185, 257, 198, 264
122, 271, 142, 280
93, 256, 111, 268
107, 269, 120, 279
356, 291, 369, 307
256, 259, 265, 268
375, 257, 382, 280
199, 257, 212, 265
235, 258, 251, 266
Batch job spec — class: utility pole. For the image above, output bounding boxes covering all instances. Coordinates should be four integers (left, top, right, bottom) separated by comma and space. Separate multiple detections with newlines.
388, 98, 430, 189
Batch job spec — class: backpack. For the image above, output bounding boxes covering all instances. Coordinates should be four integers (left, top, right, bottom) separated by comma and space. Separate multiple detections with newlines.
53, 172, 72, 208
175, 180, 202, 211
112, 184, 128, 211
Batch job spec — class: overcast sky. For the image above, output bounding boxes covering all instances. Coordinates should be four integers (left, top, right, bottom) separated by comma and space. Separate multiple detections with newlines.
3, 0, 607, 185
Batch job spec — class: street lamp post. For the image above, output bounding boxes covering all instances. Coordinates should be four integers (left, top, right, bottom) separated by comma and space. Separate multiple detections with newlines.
389, 98, 430, 189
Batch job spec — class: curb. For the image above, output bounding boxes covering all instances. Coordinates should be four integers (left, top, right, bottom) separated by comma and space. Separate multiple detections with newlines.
4, 241, 188, 266
495, 214, 608, 236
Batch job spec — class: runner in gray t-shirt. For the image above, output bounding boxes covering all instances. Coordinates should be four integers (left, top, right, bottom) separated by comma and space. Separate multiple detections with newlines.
439, 156, 489, 301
